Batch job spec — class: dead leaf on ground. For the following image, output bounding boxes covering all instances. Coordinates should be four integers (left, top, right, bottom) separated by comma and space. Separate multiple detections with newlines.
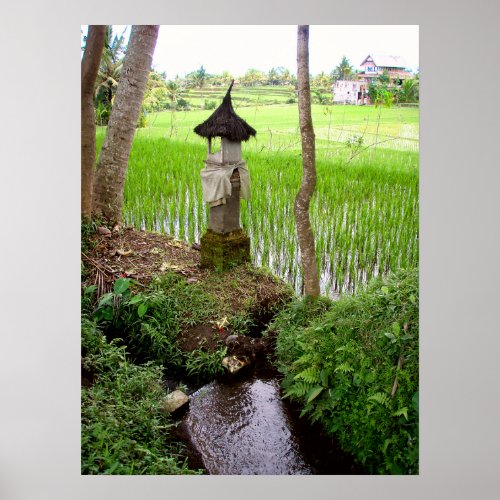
160, 261, 182, 272
117, 249, 133, 256
167, 240, 184, 248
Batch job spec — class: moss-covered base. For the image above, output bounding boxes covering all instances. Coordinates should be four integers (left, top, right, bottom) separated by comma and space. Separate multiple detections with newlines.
200, 229, 250, 271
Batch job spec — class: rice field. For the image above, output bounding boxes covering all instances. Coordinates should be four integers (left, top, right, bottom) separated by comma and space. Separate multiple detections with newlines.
97, 101, 419, 295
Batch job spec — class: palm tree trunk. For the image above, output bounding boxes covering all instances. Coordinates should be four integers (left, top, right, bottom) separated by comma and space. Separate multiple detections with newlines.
81, 25, 106, 218
92, 25, 159, 223
295, 25, 320, 298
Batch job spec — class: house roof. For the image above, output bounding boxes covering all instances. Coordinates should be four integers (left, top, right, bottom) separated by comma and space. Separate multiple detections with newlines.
360, 54, 409, 69
194, 81, 257, 142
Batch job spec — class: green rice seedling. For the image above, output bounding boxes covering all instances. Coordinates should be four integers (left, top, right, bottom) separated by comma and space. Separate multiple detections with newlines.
99, 100, 418, 296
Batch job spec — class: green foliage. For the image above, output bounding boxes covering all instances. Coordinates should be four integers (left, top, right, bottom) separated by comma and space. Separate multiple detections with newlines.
267, 296, 333, 367
185, 345, 227, 381
81, 366, 199, 474
203, 99, 217, 110
345, 134, 364, 154
95, 101, 111, 126
312, 89, 330, 105
229, 311, 255, 335
176, 97, 190, 110
93, 26, 126, 121
378, 70, 390, 85
86, 273, 217, 368
81, 316, 126, 375
81, 317, 202, 475
274, 269, 419, 474
331, 55, 354, 82
137, 109, 148, 128
399, 78, 419, 103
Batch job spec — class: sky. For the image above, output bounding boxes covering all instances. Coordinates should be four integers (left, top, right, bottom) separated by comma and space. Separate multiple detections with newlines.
83, 25, 419, 78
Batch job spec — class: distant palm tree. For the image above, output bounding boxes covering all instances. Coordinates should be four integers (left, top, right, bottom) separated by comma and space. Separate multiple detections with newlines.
332, 56, 354, 82
94, 26, 127, 107
189, 66, 207, 89
312, 71, 332, 89
268, 67, 279, 85
401, 78, 419, 103
165, 80, 180, 104
243, 68, 264, 87
281, 68, 292, 85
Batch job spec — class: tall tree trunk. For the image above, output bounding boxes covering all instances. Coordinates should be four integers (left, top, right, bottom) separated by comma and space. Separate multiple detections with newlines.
81, 25, 106, 218
92, 25, 159, 223
295, 25, 320, 298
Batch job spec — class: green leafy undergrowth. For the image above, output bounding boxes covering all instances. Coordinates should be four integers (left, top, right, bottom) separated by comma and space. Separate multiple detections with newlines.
81, 319, 202, 475
83, 273, 217, 369
272, 268, 419, 474
185, 344, 228, 381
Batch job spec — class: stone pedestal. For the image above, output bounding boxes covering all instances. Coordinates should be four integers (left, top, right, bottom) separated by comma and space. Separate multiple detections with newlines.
200, 229, 250, 271
201, 168, 250, 271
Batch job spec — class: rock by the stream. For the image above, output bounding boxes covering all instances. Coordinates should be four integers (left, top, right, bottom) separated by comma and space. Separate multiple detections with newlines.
224, 334, 239, 346
162, 390, 189, 414
222, 355, 250, 374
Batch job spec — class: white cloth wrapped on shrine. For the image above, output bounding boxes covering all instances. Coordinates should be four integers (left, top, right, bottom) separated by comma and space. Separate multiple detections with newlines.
200, 161, 250, 207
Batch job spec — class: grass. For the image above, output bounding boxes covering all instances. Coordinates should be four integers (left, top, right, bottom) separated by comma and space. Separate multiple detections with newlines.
96, 98, 418, 295
131, 101, 418, 153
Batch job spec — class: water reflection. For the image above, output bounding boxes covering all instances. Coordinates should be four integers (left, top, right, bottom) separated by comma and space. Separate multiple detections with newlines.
182, 375, 312, 475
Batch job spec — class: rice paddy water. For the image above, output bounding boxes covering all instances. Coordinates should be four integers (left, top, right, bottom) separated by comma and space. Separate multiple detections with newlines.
98, 102, 418, 295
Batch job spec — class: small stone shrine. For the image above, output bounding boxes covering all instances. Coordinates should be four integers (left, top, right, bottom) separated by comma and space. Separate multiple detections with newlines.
194, 81, 256, 271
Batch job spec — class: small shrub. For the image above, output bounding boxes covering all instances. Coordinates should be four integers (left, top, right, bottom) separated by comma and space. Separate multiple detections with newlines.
229, 312, 255, 335
81, 316, 126, 375
185, 346, 227, 381
176, 98, 190, 110
137, 111, 148, 128
204, 99, 217, 110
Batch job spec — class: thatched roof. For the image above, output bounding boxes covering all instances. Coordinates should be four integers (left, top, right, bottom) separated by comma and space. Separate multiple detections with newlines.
194, 81, 256, 142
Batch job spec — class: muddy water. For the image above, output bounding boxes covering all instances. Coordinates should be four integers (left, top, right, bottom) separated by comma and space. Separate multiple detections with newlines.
179, 368, 359, 475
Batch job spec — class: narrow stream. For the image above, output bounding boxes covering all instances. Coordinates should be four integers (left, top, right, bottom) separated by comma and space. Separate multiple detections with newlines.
176, 366, 360, 475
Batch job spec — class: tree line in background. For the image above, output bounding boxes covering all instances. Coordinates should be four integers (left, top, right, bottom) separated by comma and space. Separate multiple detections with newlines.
84, 27, 419, 126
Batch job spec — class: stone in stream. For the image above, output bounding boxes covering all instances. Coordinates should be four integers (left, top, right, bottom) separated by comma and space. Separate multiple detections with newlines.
222, 355, 249, 374
224, 334, 239, 346
161, 390, 189, 414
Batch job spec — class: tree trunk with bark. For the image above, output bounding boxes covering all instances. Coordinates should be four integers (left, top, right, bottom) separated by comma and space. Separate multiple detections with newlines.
92, 25, 159, 223
295, 25, 320, 298
81, 25, 106, 218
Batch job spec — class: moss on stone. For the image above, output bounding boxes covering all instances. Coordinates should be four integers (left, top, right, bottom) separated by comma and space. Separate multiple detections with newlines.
200, 229, 250, 272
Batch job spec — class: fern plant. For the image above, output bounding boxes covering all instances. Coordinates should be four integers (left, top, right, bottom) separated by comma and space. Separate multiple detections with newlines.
274, 268, 419, 474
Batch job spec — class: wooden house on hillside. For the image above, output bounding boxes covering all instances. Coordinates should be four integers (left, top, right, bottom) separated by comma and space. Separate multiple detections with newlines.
333, 54, 414, 105
358, 54, 413, 85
